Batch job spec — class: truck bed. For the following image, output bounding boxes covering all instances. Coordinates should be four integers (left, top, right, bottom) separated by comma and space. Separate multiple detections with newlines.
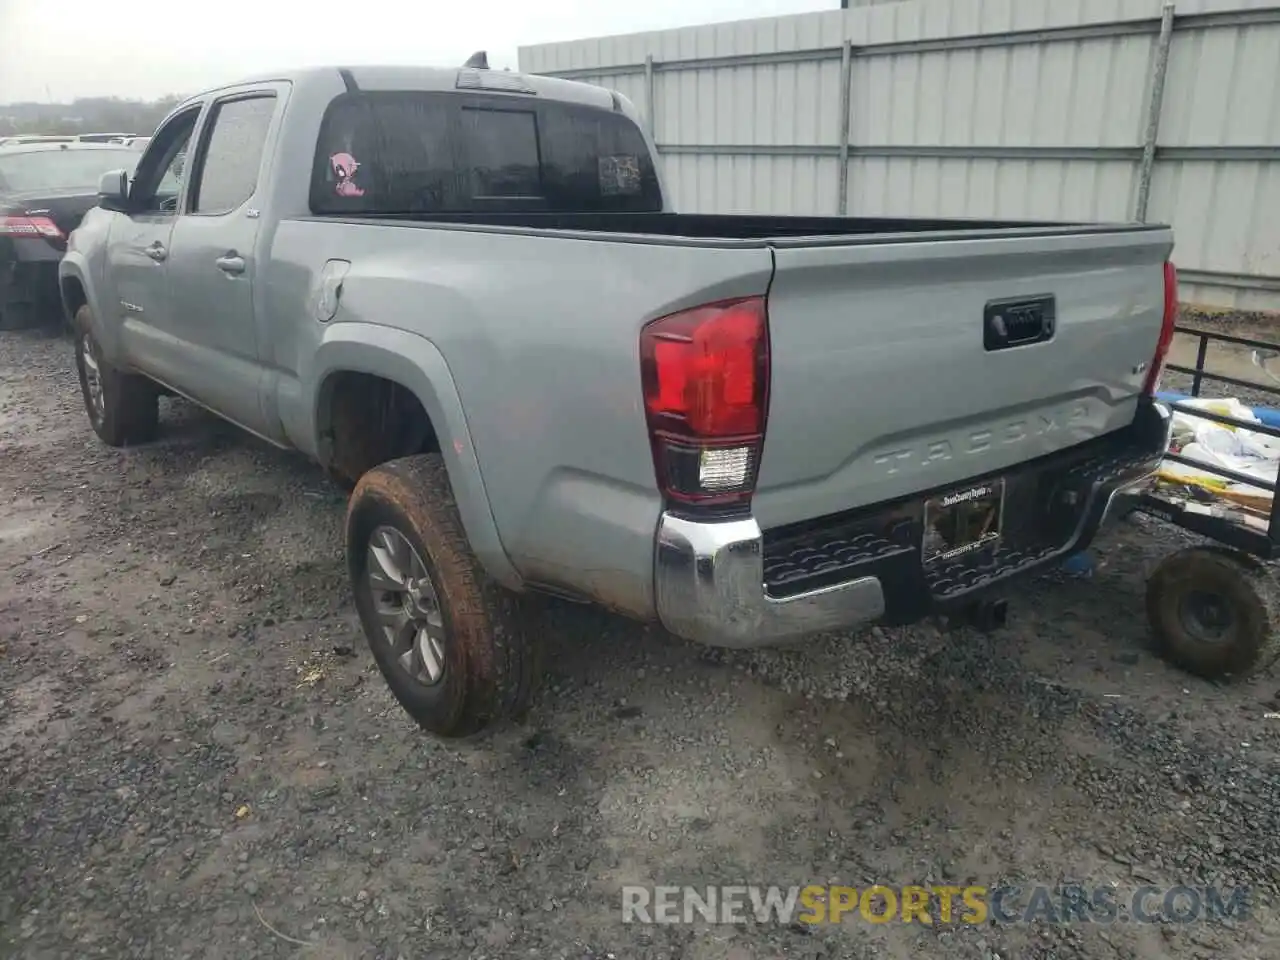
307, 210, 1166, 246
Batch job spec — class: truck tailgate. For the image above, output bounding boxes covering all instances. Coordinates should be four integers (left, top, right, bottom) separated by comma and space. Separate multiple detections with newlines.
753, 227, 1174, 530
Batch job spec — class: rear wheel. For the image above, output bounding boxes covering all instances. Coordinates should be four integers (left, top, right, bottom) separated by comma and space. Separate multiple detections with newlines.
1146, 546, 1280, 680
346, 454, 541, 738
73, 305, 159, 446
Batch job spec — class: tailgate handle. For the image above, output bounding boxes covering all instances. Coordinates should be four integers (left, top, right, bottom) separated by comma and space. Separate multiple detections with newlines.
984, 294, 1056, 351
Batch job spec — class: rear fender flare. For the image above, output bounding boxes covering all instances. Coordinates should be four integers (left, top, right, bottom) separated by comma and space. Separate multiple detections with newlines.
310, 324, 521, 590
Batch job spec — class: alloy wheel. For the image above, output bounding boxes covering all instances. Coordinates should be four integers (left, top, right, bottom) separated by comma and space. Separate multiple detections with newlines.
365, 525, 447, 685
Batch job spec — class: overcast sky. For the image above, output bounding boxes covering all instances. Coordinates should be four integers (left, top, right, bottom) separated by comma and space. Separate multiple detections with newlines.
0, 0, 837, 103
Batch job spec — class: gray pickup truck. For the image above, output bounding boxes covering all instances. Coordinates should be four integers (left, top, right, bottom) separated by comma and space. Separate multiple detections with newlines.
60, 64, 1177, 737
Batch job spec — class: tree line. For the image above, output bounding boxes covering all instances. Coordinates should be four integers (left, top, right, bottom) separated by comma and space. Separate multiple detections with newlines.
0, 95, 185, 137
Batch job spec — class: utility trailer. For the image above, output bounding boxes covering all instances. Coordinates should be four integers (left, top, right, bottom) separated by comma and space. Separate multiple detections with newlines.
1127, 324, 1280, 680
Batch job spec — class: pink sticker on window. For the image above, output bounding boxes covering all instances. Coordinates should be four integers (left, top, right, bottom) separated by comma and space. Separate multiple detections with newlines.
330, 152, 365, 197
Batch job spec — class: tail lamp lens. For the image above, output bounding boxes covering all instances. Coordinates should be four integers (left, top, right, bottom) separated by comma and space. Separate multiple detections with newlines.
640, 296, 770, 506
1143, 260, 1178, 397
0, 215, 63, 239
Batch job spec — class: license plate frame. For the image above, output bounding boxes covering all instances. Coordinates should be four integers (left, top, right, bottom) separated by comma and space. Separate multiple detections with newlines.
922, 479, 1006, 565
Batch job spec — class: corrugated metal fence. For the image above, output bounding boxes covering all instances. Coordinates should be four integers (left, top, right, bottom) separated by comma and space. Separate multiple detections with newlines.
519, 0, 1280, 311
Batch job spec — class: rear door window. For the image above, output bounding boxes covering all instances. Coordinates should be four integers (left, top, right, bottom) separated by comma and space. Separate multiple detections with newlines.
190, 95, 276, 215
310, 90, 661, 215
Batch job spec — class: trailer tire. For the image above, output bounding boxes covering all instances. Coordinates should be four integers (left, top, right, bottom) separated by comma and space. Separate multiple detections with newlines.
1146, 546, 1280, 680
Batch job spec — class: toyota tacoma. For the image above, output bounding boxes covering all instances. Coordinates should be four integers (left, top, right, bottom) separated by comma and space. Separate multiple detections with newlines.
60, 63, 1176, 737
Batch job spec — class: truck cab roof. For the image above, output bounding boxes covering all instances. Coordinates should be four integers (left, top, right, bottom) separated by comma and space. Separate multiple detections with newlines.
175, 64, 618, 115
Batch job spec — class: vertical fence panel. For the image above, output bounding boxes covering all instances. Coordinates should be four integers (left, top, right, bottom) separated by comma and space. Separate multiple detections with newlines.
519, 0, 1280, 310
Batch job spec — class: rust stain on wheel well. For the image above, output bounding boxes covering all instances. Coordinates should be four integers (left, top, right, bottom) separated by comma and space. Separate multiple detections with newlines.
321, 372, 440, 487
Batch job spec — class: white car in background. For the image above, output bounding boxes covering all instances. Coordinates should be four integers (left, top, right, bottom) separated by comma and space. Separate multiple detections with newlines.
107, 135, 152, 151
0, 135, 78, 147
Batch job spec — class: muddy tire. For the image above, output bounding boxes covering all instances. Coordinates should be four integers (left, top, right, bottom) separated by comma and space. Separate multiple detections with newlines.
1146, 546, 1280, 680
73, 305, 159, 446
346, 454, 541, 738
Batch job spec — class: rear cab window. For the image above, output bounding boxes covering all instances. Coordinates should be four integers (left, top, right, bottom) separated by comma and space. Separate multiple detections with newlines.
310, 89, 661, 215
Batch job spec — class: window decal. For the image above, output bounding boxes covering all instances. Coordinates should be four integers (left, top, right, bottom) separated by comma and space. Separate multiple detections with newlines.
330, 152, 365, 197
598, 154, 641, 197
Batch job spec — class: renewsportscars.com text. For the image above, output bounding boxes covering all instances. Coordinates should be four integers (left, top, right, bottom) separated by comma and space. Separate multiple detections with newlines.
621, 884, 1250, 926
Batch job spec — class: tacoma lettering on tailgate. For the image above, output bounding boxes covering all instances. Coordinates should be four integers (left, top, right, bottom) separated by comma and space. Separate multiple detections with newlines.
871, 402, 1092, 477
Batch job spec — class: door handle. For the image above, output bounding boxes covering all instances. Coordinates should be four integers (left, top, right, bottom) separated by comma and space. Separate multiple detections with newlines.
215, 253, 246, 276
145, 242, 167, 262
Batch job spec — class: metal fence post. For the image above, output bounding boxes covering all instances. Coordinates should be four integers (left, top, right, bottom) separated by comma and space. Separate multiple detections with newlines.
1136, 1, 1176, 222
837, 40, 853, 214
644, 54, 656, 140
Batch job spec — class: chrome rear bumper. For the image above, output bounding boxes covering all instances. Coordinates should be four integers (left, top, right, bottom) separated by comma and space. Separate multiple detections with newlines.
654, 401, 1171, 649
655, 514, 886, 648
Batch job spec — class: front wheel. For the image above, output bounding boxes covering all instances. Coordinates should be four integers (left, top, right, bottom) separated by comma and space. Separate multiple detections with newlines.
1146, 546, 1280, 680
346, 454, 541, 738
73, 305, 159, 446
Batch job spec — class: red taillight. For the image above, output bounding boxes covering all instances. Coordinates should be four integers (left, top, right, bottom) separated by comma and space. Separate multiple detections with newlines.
0, 215, 64, 240
640, 296, 770, 506
1143, 260, 1179, 397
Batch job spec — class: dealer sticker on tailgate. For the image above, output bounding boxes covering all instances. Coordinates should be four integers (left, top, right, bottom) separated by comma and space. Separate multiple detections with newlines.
922, 480, 1006, 564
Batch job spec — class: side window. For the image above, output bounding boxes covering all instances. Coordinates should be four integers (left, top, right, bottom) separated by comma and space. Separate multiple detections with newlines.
130, 107, 200, 214
190, 96, 276, 215
157, 144, 189, 199
461, 108, 539, 199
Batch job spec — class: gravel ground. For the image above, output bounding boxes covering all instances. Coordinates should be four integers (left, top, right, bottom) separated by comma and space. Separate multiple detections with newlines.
2, 320, 1279, 960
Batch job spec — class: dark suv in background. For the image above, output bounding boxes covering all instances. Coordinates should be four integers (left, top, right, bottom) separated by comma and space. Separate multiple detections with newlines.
0, 141, 140, 330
